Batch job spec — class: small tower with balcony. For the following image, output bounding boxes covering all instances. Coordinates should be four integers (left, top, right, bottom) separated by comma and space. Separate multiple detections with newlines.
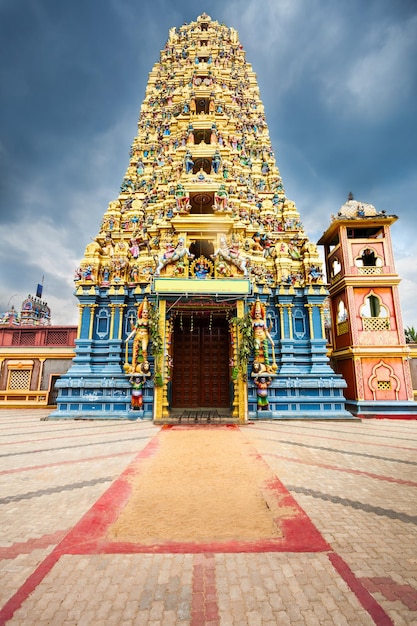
318, 194, 417, 418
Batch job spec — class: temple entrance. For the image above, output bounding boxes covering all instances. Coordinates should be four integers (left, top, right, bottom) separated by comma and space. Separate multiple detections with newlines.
171, 314, 230, 408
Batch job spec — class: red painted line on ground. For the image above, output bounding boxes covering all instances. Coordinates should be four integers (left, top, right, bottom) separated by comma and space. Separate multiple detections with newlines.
328, 552, 394, 626
0, 530, 68, 559
191, 553, 219, 626
359, 414, 417, 421
250, 425, 417, 451
360, 577, 417, 611
162, 424, 238, 430
62, 536, 325, 555
264, 452, 417, 487
0, 450, 136, 476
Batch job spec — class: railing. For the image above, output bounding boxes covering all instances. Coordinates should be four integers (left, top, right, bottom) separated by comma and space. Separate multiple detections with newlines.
363, 317, 390, 331
358, 267, 382, 276
336, 321, 349, 336
0, 326, 77, 347
0, 391, 49, 406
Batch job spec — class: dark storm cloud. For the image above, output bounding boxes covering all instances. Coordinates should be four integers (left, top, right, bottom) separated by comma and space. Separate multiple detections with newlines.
1, 0, 416, 325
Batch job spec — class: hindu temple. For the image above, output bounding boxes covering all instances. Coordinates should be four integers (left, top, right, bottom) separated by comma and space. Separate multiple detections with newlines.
49, 13, 354, 422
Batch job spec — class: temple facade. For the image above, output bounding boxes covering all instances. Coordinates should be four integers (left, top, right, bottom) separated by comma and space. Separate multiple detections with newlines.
49, 13, 353, 422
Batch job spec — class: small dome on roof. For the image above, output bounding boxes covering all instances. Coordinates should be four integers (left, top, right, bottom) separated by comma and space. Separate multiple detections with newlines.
338, 199, 377, 218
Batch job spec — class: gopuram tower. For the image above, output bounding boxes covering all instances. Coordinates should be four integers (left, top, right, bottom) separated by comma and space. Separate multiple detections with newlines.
50, 13, 353, 422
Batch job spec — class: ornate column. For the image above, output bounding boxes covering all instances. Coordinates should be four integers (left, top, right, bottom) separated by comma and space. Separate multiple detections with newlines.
117, 304, 126, 340
276, 304, 285, 339
109, 304, 117, 339
285, 304, 294, 339
37, 358, 46, 391
305, 303, 315, 340
153, 299, 166, 420
318, 303, 326, 340
88, 304, 98, 340
236, 300, 248, 423
77, 304, 86, 339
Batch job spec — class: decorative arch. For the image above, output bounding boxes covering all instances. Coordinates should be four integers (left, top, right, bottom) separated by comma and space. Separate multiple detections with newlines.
360, 291, 388, 318
368, 360, 400, 400
360, 291, 390, 331
293, 309, 306, 339
331, 257, 341, 277
354, 246, 383, 270
95, 308, 110, 339
124, 307, 137, 338
337, 299, 348, 322
336, 299, 348, 335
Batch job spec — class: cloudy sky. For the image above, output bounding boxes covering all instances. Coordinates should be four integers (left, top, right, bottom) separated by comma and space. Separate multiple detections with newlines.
1, 0, 416, 327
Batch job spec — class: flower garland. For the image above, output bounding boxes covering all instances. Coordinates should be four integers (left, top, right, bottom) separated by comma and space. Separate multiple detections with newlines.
148, 301, 164, 386
231, 310, 254, 380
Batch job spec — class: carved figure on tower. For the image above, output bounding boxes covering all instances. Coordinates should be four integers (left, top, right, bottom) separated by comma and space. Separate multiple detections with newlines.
174, 183, 190, 213
212, 149, 221, 174
154, 238, 194, 276
184, 150, 194, 174
212, 237, 247, 277
214, 184, 229, 212
125, 298, 150, 375
250, 300, 277, 374
255, 376, 272, 410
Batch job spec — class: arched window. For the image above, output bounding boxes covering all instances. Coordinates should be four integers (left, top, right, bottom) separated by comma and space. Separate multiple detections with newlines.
360, 294, 387, 318
331, 257, 341, 277
336, 300, 349, 335
361, 248, 376, 266
124, 308, 137, 338
337, 300, 347, 322
293, 310, 306, 339
95, 309, 110, 339
360, 292, 390, 330
354, 247, 382, 271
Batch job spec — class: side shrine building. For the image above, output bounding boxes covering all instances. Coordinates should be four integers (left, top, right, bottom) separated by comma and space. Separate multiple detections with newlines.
49, 14, 358, 422
319, 197, 417, 419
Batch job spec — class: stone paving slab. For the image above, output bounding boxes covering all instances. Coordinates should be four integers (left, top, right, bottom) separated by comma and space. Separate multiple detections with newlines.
0, 410, 416, 625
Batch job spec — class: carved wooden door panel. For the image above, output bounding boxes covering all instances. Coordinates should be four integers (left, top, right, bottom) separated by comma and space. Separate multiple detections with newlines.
172, 317, 230, 408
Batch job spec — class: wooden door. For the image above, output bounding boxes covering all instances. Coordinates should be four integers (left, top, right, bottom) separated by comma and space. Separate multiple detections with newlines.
172, 316, 230, 408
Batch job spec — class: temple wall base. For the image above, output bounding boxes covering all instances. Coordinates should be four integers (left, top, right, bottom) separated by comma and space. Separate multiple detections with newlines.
346, 400, 417, 419
48, 371, 154, 420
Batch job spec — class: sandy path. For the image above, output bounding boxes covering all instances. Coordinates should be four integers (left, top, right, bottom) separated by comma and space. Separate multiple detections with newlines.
107, 428, 293, 544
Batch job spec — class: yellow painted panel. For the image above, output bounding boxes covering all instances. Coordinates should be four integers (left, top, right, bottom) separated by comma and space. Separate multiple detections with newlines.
153, 278, 251, 295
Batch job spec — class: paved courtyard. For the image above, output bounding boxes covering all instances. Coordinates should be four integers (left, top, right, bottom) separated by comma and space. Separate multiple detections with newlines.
0, 409, 416, 625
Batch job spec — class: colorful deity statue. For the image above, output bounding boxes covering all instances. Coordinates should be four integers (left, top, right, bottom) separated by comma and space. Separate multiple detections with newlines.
214, 184, 229, 212
184, 150, 194, 173
250, 300, 277, 373
174, 183, 190, 213
125, 298, 150, 374
212, 149, 221, 174
255, 376, 271, 410
130, 375, 144, 410
154, 238, 194, 276
211, 236, 247, 276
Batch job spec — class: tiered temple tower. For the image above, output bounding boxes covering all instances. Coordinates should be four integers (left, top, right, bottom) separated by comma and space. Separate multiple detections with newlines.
0, 295, 51, 327
50, 13, 352, 421
318, 196, 417, 418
